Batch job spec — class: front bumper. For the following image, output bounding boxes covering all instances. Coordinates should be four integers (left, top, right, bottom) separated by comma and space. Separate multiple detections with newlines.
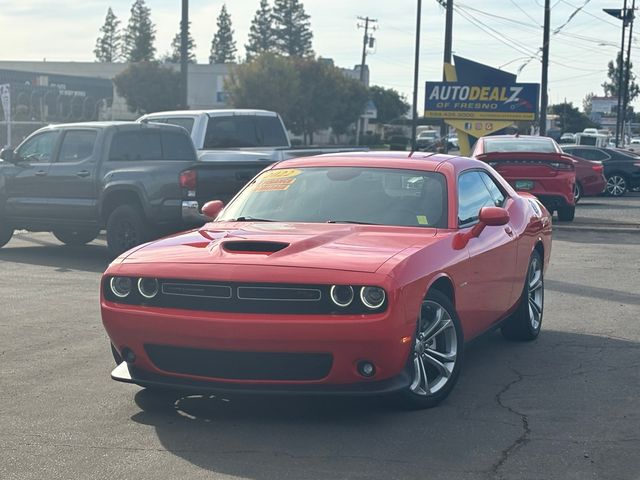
111, 361, 412, 396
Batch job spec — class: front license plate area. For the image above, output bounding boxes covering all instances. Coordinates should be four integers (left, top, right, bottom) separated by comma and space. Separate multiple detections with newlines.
514, 180, 534, 190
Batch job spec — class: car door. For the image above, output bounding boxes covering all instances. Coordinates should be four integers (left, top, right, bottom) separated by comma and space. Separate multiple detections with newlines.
456, 170, 518, 333
4, 130, 61, 220
44, 128, 100, 222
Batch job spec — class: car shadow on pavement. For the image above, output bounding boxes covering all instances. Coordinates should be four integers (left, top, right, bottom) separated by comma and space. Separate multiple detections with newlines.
0, 235, 111, 273
128, 330, 640, 480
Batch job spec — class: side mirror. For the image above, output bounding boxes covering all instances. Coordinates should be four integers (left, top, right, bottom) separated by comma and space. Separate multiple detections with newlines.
478, 206, 509, 227
202, 200, 224, 220
0, 148, 14, 163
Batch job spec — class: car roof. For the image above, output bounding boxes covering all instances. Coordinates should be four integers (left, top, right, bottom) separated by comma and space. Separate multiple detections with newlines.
37, 121, 189, 133
140, 109, 278, 117
271, 151, 485, 176
481, 135, 554, 141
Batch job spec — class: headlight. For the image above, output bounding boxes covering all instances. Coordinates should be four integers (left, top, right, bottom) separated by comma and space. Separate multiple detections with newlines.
110, 277, 132, 298
360, 286, 386, 309
330, 285, 354, 307
138, 278, 159, 299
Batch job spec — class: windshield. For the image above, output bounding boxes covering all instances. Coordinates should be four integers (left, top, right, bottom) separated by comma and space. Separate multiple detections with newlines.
484, 138, 558, 153
218, 167, 448, 228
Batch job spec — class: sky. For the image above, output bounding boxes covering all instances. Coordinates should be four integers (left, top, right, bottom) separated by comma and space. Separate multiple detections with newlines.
0, 0, 631, 110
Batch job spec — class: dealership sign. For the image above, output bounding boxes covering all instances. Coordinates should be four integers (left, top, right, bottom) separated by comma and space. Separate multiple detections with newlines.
424, 82, 539, 121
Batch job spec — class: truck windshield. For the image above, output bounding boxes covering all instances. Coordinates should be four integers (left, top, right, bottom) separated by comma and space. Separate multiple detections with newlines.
217, 167, 448, 228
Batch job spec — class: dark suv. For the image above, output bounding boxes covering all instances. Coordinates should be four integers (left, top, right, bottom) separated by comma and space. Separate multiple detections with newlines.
0, 122, 200, 255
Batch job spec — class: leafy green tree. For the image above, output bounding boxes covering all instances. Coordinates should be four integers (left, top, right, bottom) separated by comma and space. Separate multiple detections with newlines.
123, 0, 156, 62
582, 92, 595, 115
369, 86, 410, 123
166, 22, 197, 64
330, 75, 370, 136
226, 53, 301, 125
114, 62, 181, 113
246, 0, 275, 60
550, 102, 597, 133
602, 52, 640, 103
272, 0, 313, 57
94, 7, 122, 62
209, 5, 237, 64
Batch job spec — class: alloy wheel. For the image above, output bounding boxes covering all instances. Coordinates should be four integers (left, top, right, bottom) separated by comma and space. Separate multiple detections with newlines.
528, 255, 544, 330
116, 220, 138, 252
606, 175, 627, 196
409, 300, 458, 396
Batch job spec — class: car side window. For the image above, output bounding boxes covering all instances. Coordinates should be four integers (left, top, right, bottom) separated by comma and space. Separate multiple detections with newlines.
109, 131, 162, 161
58, 130, 97, 163
15, 131, 59, 163
161, 132, 196, 161
458, 171, 496, 226
478, 171, 506, 207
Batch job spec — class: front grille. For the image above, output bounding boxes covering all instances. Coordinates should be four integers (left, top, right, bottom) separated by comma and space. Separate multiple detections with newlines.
145, 344, 333, 381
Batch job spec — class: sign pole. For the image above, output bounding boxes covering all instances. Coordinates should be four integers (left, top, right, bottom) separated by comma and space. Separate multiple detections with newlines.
0, 84, 11, 147
411, 0, 422, 151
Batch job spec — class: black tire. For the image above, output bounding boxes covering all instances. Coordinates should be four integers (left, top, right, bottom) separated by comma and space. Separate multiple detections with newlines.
502, 250, 544, 341
0, 222, 13, 248
397, 289, 464, 409
573, 182, 582, 204
53, 227, 99, 246
556, 205, 575, 222
605, 174, 628, 197
106, 204, 151, 257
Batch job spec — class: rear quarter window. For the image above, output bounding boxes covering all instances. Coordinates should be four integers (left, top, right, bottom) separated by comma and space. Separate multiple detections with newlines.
109, 131, 162, 161
161, 132, 196, 161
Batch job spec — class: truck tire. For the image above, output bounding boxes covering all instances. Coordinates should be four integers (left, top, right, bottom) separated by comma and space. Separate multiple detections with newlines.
0, 222, 13, 248
106, 205, 151, 256
53, 228, 100, 246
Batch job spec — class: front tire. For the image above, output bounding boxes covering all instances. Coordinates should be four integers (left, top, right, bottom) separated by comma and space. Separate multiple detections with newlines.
557, 205, 575, 222
0, 222, 13, 248
398, 290, 464, 409
53, 227, 99, 246
501, 250, 544, 341
605, 174, 628, 196
106, 205, 151, 257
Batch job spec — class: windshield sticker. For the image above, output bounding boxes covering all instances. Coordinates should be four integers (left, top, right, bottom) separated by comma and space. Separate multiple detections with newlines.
260, 169, 302, 179
252, 177, 297, 192
416, 215, 428, 225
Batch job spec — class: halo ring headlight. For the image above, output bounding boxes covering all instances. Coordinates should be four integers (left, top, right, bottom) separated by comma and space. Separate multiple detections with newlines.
330, 285, 354, 307
360, 286, 386, 309
110, 277, 132, 298
138, 278, 159, 299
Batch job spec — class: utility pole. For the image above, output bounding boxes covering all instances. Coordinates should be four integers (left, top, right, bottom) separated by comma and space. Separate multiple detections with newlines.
617, 0, 628, 147
411, 0, 423, 151
180, 0, 189, 109
442, 0, 454, 152
622, 0, 636, 144
356, 16, 377, 145
540, 0, 550, 136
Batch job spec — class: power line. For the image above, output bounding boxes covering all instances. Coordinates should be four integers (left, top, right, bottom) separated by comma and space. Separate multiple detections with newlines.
512, 0, 542, 25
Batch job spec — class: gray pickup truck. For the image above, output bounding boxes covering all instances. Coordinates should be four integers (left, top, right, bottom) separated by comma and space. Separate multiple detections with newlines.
0, 122, 270, 255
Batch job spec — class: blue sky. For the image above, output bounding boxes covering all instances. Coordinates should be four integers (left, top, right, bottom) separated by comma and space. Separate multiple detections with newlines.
0, 0, 629, 109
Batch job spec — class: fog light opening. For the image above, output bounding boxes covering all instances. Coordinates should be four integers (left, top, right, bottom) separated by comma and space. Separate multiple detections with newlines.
121, 348, 136, 364
357, 361, 376, 378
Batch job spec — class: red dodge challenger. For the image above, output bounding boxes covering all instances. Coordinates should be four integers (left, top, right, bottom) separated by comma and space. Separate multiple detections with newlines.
101, 152, 552, 409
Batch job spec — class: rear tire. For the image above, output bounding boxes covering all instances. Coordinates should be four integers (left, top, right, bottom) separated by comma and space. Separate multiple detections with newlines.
106, 204, 151, 257
397, 290, 464, 409
556, 205, 575, 222
0, 222, 13, 248
502, 250, 544, 341
53, 227, 99, 246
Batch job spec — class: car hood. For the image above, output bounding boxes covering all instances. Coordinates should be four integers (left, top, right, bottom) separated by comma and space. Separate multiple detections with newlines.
121, 222, 438, 273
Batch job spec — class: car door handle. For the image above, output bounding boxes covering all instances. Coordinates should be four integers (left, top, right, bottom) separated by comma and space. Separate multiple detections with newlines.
504, 226, 514, 236
35, 170, 48, 176
76, 170, 91, 177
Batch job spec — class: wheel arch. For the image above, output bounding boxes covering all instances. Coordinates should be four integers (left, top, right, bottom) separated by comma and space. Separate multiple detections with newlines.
100, 187, 145, 223
426, 274, 455, 305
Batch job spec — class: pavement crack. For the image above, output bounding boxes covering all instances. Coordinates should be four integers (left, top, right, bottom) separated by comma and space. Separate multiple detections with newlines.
489, 368, 530, 479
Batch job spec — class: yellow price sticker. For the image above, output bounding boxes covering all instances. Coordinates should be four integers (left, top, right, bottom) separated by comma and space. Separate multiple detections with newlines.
260, 169, 302, 180
416, 215, 428, 225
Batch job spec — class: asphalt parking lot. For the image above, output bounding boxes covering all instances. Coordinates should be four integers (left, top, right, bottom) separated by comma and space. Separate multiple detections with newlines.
1, 194, 639, 480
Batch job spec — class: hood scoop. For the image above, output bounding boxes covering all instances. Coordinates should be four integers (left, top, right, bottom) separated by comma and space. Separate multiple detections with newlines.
222, 240, 290, 254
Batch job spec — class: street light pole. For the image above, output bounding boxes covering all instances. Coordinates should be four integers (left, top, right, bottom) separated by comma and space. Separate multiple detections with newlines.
616, 0, 628, 147
622, 0, 636, 144
180, 0, 189, 109
411, 0, 423, 151
540, 0, 550, 136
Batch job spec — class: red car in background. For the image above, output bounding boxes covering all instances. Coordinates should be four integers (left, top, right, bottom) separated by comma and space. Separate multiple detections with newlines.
101, 152, 552, 409
472, 135, 577, 221
568, 155, 606, 203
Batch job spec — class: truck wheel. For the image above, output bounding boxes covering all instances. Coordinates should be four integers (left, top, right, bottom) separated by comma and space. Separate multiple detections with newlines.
556, 205, 575, 222
53, 228, 99, 246
106, 205, 151, 256
0, 222, 13, 248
